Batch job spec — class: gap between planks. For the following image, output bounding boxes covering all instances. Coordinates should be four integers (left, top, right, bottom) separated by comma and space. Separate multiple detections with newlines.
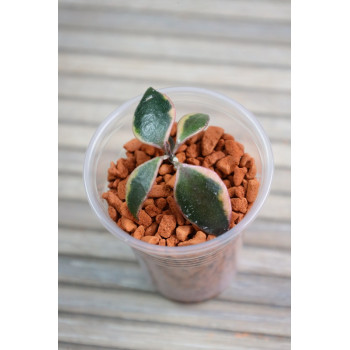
58, 217, 291, 250
58, 254, 290, 307
58, 73, 291, 116
58, 71, 290, 95
58, 98, 291, 142
58, 312, 290, 349
58, 147, 290, 175
58, 28, 291, 69
59, 169, 289, 198
58, 52, 290, 93
59, 286, 290, 338
58, 0, 291, 23
58, 184, 291, 222
58, 225, 291, 277
58, 6, 290, 46
57, 123, 291, 169
58, 341, 131, 350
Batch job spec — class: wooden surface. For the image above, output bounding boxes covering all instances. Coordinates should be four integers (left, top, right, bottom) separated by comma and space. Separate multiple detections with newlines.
58, 1, 291, 349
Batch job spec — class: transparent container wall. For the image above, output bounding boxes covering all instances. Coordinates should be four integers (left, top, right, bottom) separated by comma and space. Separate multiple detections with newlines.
134, 234, 243, 302
85, 87, 273, 302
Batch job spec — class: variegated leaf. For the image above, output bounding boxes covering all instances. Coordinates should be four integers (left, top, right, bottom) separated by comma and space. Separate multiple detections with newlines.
126, 156, 164, 219
174, 164, 231, 236
175, 113, 209, 150
133, 87, 176, 149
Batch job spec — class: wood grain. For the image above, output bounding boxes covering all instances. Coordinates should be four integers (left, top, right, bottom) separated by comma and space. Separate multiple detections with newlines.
59, 314, 291, 349
58, 227, 290, 278
58, 2, 290, 347
59, 28, 291, 67
59, 52, 290, 92
58, 123, 290, 168
58, 74, 291, 116
58, 186, 290, 223
59, 255, 290, 306
58, 148, 291, 198
58, 167, 289, 199
59, 0, 291, 22
59, 284, 290, 337
58, 98, 291, 141
58, 7, 290, 44
58, 202, 290, 251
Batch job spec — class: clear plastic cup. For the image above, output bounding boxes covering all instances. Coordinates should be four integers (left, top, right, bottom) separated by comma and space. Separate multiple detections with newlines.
84, 87, 274, 302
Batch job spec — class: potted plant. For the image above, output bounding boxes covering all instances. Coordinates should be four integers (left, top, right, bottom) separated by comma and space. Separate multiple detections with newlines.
84, 87, 274, 302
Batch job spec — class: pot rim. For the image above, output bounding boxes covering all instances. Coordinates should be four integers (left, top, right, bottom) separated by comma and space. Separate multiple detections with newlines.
83, 86, 274, 257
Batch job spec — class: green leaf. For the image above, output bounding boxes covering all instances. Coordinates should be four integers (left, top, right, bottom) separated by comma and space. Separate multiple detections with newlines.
126, 156, 164, 219
133, 87, 176, 149
175, 113, 209, 150
174, 164, 231, 236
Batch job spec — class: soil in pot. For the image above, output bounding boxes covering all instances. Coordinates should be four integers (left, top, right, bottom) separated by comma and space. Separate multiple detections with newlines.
102, 123, 259, 246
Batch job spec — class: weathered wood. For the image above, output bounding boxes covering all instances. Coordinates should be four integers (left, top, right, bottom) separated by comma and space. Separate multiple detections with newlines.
58, 75, 291, 116
58, 195, 290, 229
59, 314, 290, 349
243, 220, 290, 249
58, 203, 290, 250
58, 175, 290, 222
58, 52, 290, 91
59, 167, 289, 204
59, 147, 291, 197
58, 227, 290, 277
59, 28, 291, 67
58, 197, 290, 251
58, 343, 117, 350
58, 0, 291, 347
58, 255, 291, 307
58, 98, 291, 142
58, 123, 290, 168
58, 7, 290, 44
59, 0, 291, 22
59, 285, 290, 337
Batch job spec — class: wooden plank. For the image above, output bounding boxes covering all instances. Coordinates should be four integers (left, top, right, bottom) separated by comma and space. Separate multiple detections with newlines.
58, 343, 116, 350
59, 208, 290, 253
243, 220, 290, 249
58, 148, 290, 192
58, 255, 291, 307
58, 149, 85, 174
58, 148, 290, 200
58, 75, 291, 116
58, 198, 290, 234
58, 98, 290, 142
259, 194, 290, 221
59, 0, 291, 22
58, 123, 290, 168
58, 227, 290, 277
58, 52, 290, 92
59, 28, 291, 67
59, 285, 290, 337
58, 148, 291, 196
58, 7, 290, 44
57, 173, 291, 247
59, 165, 289, 201
58, 172, 290, 222
59, 314, 291, 350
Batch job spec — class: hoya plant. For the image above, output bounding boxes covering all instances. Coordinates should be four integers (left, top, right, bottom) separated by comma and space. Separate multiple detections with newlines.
126, 87, 232, 236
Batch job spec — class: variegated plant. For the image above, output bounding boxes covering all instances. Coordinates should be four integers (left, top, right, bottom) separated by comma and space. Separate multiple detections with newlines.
126, 87, 232, 236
